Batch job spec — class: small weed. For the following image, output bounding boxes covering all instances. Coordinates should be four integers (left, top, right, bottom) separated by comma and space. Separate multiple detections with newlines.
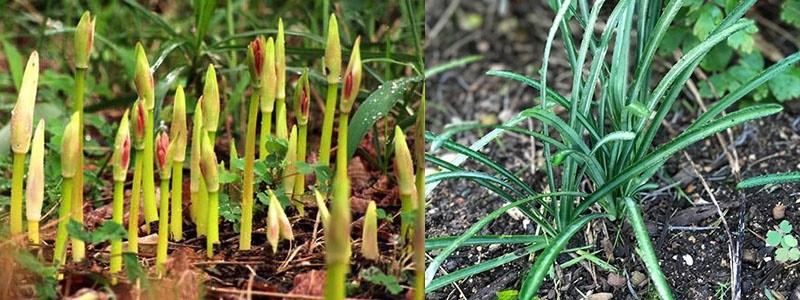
766, 220, 800, 262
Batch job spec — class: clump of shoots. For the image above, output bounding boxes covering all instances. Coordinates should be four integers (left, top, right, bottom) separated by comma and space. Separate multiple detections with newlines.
110, 110, 131, 283
71, 12, 93, 258
134, 42, 159, 232
170, 86, 187, 241
325, 36, 361, 300
292, 69, 310, 211
200, 131, 220, 258
275, 19, 288, 140
282, 126, 299, 202
260, 37, 277, 160
128, 100, 147, 253
10, 51, 38, 235
190, 98, 208, 235
241, 36, 266, 250
155, 131, 175, 276
318, 13, 341, 169
362, 201, 379, 260
26, 120, 45, 245
203, 65, 220, 143
266, 188, 293, 253
55, 112, 80, 268
394, 126, 416, 249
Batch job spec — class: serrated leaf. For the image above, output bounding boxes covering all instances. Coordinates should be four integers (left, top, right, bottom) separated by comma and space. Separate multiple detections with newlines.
768, 67, 800, 101
692, 4, 723, 40
781, 0, 800, 27
783, 235, 798, 248
776, 247, 789, 261
780, 220, 793, 233
766, 230, 783, 247
726, 24, 757, 53
700, 44, 733, 71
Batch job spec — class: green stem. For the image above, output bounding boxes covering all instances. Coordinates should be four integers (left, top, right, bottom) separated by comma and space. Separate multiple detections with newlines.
72, 68, 86, 260
143, 112, 158, 230
171, 161, 183, 241
207, 191, 219, 258
293, 124, 307, 203
400, 193, 413, 251
27, 220, 39, 245
110, 180, 124, 283
259, 110, 273, 161
241, 91, 259, 250
318, 83, 338, 169
156, 179, 170, 277
324, 114, 350, 300
54, 178, 73, 268
276, 97, 288, 140
209, 132, 217, 145
625, 197, 674, 300
10, 152, 25, 235
413, 87, 426, 300
196, 180, 208, 236
129, 151, 144, 253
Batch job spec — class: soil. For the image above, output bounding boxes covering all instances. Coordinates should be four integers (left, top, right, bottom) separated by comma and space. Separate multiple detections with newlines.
425, 0, 800, 299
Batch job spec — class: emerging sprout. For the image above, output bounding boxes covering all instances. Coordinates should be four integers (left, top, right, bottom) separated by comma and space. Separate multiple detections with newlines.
26, 120, 45, 244
325, 14, 341, 84
266, 188, 294, 253
203, 65, 220, 141
313, 189, 330, 228
61, 113, 82, 179
341, 37, 362, 114
156, 131, 173, 180
131, 100, 147, 150
171, 85, 188, 162
247, 36, 266, 88
261, 37, 277, 113
10, 51, 39, 155
394, 126, 416, 244
74, 11, 95, 69
362, 201, 379, 260
112, 110, 131, 182
134, 42, 154, 109
282, 126, 299, 199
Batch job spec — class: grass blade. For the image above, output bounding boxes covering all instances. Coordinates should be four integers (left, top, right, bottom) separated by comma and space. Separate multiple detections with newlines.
737, 172, 800, 189
625, 197, 674, 299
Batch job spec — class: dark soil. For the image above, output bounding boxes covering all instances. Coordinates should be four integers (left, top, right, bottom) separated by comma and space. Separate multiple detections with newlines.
425, 0, 800, 299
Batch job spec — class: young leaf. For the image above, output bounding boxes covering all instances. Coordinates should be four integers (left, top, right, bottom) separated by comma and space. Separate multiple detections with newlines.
766, 230, 783, 247
780, 220, 793, 233
789, 248, 800, 261
782, 235, 798, 248
776, 247, 789, 262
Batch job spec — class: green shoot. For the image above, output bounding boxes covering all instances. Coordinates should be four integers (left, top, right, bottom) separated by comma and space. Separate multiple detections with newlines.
10, 51, 39, 236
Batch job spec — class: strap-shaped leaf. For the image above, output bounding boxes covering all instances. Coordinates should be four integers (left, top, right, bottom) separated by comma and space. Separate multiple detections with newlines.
737, 172, 800, 189
425, 235, 545, 251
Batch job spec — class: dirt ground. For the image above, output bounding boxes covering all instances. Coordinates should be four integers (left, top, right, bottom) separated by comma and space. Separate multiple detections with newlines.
425, 0, 800, 299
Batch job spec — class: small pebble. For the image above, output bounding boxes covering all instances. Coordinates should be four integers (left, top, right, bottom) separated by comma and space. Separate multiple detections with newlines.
607, 273, 626, 287
683, 254, 694, 266
632, 271, 647, 287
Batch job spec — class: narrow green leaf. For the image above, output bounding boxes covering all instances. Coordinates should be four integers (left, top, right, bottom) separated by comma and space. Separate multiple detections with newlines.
736, 172, 800, 189
347, 76, 418, 160
3, 40, 23, 90
425, 55, 482, 79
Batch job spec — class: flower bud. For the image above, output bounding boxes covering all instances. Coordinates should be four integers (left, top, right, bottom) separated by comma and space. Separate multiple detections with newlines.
10, 51, 39, 154
293, 68, 310, 126
26, 120, 45, 222
131, 100, 147, 150
156, 131, 172, 179
170, 85, 188, 162
362, 200, 379, 260
200, 131, 219, 193
112, 110, 131, 182
74, 11, 95, 69
276, 19, 286, 99
61, 112, 81, 178
261, 37, 277, 113
267, 188, 280, 253
134, 42, 154, 109
247, 36, 265, 88
394, 126, 414, 197
203, 65, 219, 135
325, 14, 341, 84
190, 98, 204, 193
341, 37, 362, 113
313, 189, 330, 228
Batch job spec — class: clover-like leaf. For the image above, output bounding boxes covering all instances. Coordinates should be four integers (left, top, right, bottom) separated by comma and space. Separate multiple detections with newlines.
783, 235, 799, 248
766, 230, 783, 247
780, 220, 793, 233
790, 248, 800, 261
776, 247, 790, 262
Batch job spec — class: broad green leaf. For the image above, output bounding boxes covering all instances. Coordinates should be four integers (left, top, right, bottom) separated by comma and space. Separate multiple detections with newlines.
700, 44, 733, 71
776, 247, 789, 261
726, 23, 757, 53
783, 235, 798, 248
789, 248, 800, 261
2, 40, 23, 90
780, 220, 793, 233
657, 27, 688, 56
768, 66, 800, 101
347, 76, 418, 160
692, 4, 723, 40
781, 0, 800, 27
766, 231, 783, 247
